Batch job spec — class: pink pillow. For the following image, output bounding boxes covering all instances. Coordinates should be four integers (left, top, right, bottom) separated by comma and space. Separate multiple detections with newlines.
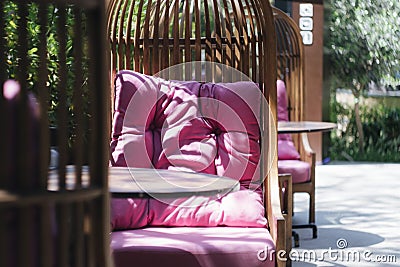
111, 187, 266, 229
276, 80, 300, 160
278, 140, 301, 160
149, 187, 266, 227
110, 70, 267, 229
277, 79, 289, 122
110, 198, 149, 230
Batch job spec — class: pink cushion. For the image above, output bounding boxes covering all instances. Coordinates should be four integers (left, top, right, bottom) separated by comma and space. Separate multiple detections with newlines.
277, 80, 289, 122
110, 198, 149, 230
278, 139, 301, 160
278, 160, 310, 184
111, 227, 275, 267
110, 70, 266, 229
276, 80, 300, 160
149, 187, 265, 227
111, 188, 266, 229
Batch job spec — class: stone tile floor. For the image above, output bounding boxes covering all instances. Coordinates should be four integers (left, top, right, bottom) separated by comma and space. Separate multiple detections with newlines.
290, 162, 400, 267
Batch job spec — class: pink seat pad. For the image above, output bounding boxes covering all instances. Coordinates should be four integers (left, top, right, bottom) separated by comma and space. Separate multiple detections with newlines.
111, 227, 275, 267
278, 160, 310, 184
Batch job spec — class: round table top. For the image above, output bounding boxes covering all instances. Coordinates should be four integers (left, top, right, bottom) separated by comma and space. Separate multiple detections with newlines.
278, 121, 337, 134
48, 166, 240, 198
109, 167, 239, 198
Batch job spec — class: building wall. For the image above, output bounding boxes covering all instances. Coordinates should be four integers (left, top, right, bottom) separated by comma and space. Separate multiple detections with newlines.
292, 2, 325, 162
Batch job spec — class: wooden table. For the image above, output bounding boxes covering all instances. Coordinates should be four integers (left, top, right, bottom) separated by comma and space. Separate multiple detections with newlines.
48, 166, 240, 198
278, 121, 337, 134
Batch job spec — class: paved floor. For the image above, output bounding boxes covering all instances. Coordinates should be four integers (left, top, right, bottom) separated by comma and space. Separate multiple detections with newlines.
290, 162, 400, 267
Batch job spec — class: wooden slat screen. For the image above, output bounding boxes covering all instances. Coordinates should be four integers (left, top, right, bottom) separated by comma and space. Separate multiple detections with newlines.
0, 1, 111, 266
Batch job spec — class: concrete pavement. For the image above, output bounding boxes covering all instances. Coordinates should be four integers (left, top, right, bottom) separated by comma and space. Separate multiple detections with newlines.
290, 162, 400, 267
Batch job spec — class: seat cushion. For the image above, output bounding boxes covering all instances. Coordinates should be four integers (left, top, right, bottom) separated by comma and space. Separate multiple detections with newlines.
148, 187, 266, 227
278, 160, 310, 184
111, 227, 275, 267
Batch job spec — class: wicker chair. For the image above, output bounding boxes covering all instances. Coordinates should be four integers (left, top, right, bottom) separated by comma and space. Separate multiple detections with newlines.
273, 6, 317, 241
0, 1, 111, 266
107, 0, 285, 266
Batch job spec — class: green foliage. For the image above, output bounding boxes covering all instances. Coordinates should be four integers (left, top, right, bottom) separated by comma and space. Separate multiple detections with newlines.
330, 97, 400, 162
3, 1, 90, 162
326, 0, 400, 91
3, 1, 80, 126
325, 0, 400, 160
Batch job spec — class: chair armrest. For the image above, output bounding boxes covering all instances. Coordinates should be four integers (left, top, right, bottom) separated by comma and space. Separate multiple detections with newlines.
300, 132, 316, 186
300, 132, 315, 157
265, 167, 286, 267
300, 132, 316, 166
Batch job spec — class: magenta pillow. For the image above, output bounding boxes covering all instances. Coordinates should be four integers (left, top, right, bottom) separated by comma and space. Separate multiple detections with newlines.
278, 140, 301, 160
277, 80, 289, 122
110, 198, 149, 230
276, 80, 300, 160
110, 70, 267, 229
111, 187, 266, 229
110, 188, 267, 229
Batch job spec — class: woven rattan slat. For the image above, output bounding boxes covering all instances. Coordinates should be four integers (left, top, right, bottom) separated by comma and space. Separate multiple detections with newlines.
16, 2, 29, 190
0, 1, 110, 266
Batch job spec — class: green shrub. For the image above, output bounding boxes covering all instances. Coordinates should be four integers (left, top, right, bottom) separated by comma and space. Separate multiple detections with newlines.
3, 1, 90, 163
330, 97, 400, 162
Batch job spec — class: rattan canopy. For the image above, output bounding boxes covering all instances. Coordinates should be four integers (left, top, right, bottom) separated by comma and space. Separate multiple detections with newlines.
273, 6, 305, 156
273, 6, 304, 124
108, 0, 276, 99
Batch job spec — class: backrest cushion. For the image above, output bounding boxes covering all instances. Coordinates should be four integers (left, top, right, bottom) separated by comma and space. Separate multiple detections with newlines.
276, 80, 300, 160
110, 70, 267, 229
277, 80, 289, 122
